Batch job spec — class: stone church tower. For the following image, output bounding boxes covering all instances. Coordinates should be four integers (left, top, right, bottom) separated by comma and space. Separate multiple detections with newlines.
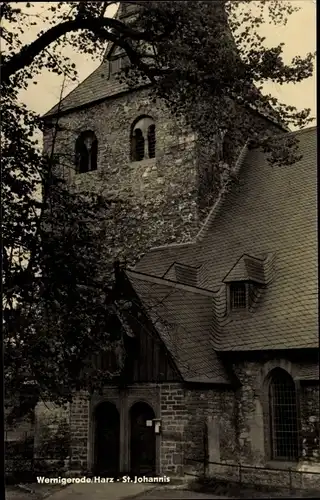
43, 2, 282, 268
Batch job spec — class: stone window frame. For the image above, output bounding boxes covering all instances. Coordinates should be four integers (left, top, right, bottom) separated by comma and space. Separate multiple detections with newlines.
75, 130, 98, 174
259, 361, 301, 466
130, 116, 156, 162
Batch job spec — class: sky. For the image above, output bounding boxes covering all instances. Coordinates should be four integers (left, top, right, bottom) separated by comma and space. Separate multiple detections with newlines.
17, 1, 316, 128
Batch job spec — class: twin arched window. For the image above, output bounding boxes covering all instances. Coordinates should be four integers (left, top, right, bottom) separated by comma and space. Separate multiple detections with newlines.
131, 116, 156, 162
75, 130, 98, 174
268, 368, 299, 461
74, 119, 156, 174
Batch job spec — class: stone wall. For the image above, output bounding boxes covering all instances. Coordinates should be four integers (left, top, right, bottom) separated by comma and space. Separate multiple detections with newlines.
220, 357, 320, 489
44, 86, 283, 269
232, 361, 266, 465
52, 362, 319, 486
159, 384, 237, 476
44, 88, 200, 267
69, 393, 90, 474
160, 383, 187, 476
300, 383, 320, 461
68, 382, 237, 477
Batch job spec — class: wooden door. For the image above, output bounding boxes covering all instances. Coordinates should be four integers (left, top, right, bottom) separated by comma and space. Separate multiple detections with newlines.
94, 402, 120, 476
130, 402, 156, 475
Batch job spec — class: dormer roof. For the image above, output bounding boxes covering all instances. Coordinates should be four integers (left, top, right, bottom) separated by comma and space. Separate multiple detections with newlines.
223, 253, 275, 285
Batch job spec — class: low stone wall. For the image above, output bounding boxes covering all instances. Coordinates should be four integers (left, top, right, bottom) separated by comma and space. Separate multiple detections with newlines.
205, 461, 320, 492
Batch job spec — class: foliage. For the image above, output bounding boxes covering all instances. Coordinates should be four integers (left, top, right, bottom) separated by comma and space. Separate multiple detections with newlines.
5, 435, 35, 483
1, 1, 315, 420
2, 27, 127, 422
35, 416, 70, 463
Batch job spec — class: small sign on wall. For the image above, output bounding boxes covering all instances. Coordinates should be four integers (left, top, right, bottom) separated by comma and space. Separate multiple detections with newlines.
146, 420, 153, 427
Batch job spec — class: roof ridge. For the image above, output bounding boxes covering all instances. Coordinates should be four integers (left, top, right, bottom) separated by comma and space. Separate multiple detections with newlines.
284, 125, 317, 137
126, 268, 219, 296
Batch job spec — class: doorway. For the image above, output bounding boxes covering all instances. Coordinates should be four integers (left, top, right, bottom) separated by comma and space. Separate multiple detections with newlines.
94, 402, 120, 475
130, 402, 156, 475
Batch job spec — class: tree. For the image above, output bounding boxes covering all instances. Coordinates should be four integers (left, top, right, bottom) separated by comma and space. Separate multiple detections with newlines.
2, 83, 127, 418
1, 0, 315, 420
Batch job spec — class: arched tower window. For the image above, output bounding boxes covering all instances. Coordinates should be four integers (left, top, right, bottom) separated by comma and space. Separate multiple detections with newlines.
131, 116, 156, 162
268, 368, 299, 461
75, 131, 98, 174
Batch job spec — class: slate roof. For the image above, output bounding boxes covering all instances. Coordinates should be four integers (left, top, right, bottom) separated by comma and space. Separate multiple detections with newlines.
223, 254, 272, 285
135, 126, 318, 351
126, 270, 232, 384
163, 262, 201, 287
43, 2, 148, 118
43, 63, 148, 118
43, 60, 286, 128
43, 2, 287, 129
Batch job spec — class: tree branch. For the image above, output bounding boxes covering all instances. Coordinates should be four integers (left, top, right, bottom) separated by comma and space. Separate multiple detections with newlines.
1, 14, 165, 83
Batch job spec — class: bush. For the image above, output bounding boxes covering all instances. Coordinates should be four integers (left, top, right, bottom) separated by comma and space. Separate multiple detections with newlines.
34, 418, 71, 476
5, 435, 35, 483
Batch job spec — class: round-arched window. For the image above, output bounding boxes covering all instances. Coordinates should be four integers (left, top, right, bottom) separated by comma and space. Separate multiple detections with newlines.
131, 117, 156, 162
75, 130, 98, 173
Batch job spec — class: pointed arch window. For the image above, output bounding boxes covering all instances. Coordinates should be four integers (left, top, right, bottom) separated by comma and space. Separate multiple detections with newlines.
269, 368, 299, 461
131, 116, 156, 162
75, 131, 98, 174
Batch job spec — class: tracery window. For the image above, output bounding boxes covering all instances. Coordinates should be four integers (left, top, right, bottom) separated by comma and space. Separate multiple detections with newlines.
131, 116, 156, 162
269, 368, 299, 461
75, 130, 98, 174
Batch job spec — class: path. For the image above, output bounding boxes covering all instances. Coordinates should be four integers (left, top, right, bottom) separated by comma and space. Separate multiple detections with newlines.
134, 487, 231, 499
43, 481, 158, 500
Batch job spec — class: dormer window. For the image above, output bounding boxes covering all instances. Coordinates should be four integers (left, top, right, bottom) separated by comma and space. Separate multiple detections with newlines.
230, 282, 247, 310
109, 55, 130, 76
223, 254, 273, 313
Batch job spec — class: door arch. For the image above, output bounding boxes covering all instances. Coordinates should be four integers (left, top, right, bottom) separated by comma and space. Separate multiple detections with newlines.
130, 402, 156, 475
94, 402, 120, 475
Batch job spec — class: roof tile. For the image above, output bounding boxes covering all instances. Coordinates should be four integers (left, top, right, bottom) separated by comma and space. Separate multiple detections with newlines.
135, 127, 318, 351
126, 270, 231, 384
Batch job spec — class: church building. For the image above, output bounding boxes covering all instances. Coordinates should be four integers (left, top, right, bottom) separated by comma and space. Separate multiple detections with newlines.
42, 2, 319, 489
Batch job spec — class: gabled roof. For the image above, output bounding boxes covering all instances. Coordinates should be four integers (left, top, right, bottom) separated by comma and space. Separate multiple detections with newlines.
163, 262, 201, 287
126, 269, 232, 384
43, 2, 150, 119
223, 253, 275, 285
43, 2, 287, 128
42, 62, 149, 118
135, 126, 318, 351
